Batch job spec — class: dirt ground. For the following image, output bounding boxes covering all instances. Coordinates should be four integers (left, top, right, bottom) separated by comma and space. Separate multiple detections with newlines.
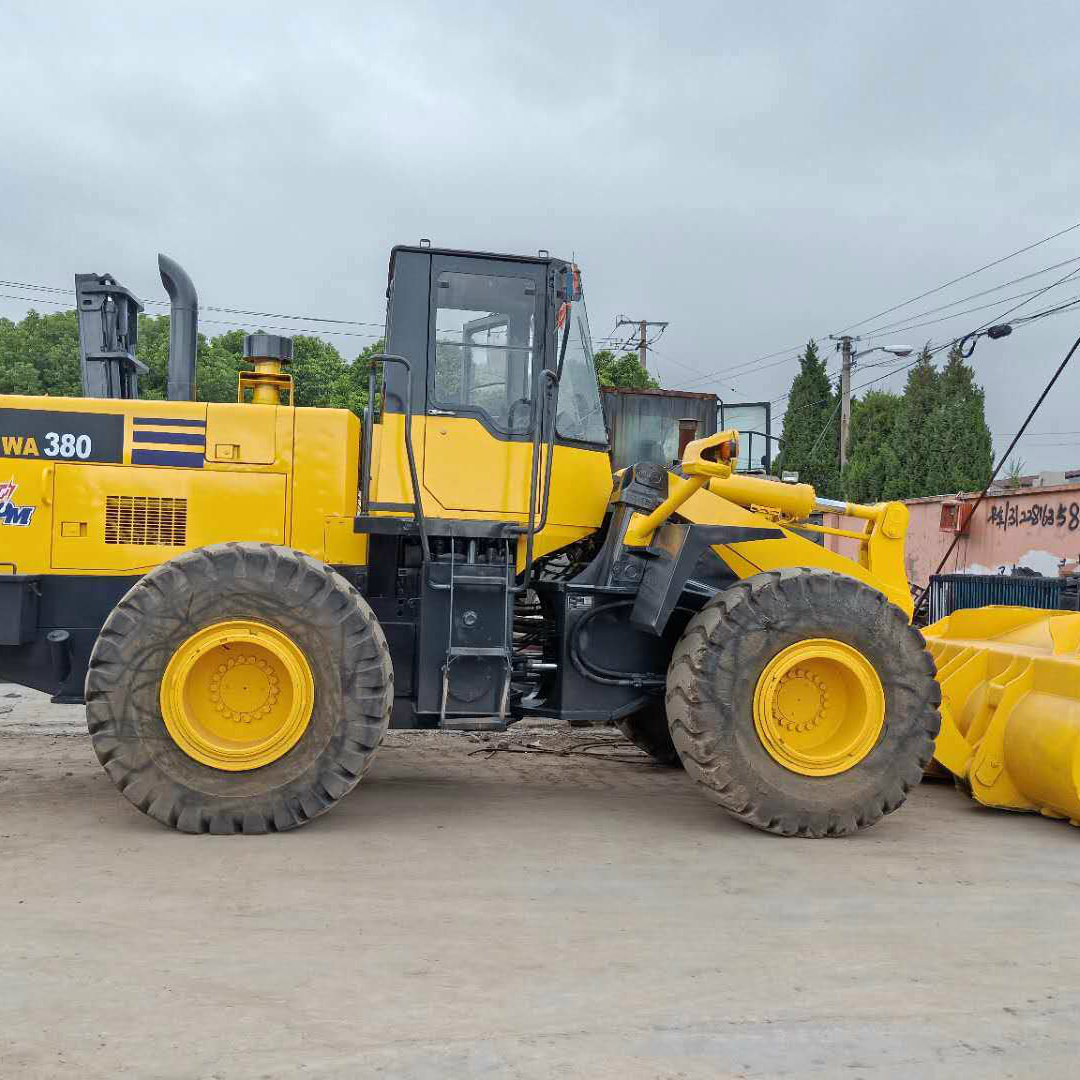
2, 684, 1079, 1079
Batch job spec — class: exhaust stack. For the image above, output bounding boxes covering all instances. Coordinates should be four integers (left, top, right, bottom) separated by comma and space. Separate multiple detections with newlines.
158, 254, 198, 401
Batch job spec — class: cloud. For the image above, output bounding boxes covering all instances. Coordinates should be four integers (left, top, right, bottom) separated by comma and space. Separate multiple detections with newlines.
2, 1, 1079, 470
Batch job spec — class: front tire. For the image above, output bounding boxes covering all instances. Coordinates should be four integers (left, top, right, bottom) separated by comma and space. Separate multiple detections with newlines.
666, 569, 940, 837
85, 543, 393, 834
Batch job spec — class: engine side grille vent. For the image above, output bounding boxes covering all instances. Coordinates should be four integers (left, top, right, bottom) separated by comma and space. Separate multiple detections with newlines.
105, 495, 188, 546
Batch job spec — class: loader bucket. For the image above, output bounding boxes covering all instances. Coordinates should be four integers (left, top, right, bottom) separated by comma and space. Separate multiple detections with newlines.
924, 607, 1080, 825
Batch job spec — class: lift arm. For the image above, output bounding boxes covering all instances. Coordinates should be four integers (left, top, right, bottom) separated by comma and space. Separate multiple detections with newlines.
621, 431, 914, 633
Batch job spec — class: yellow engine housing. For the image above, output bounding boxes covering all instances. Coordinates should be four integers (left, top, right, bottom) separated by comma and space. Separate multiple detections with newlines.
0, 396, 368, 577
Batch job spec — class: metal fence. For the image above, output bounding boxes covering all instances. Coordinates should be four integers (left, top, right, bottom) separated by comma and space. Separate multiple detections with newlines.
927, 573, 1072, 623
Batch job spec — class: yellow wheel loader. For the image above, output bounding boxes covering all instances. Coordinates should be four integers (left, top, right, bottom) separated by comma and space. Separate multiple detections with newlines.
0, 245, 942, 835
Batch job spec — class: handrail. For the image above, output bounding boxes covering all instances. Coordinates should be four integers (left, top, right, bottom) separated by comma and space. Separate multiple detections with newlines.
361, 361, 376, 513
511, 368, 557, 594
361, 354, 429, 561
510, 305, 573, 587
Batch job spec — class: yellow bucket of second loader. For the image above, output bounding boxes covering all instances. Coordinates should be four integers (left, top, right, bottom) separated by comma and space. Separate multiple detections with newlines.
924, 606, 1080, 825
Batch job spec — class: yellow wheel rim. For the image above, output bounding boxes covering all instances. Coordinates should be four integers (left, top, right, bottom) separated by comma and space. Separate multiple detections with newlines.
752, 638, 885, 777
160, 620, 314, 771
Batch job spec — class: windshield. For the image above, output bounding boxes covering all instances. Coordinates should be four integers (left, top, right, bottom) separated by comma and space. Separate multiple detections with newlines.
554, 271, 608, 445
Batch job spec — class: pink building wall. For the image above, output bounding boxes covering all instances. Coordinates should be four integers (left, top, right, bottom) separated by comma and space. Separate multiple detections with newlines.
824, 484, 1080, 589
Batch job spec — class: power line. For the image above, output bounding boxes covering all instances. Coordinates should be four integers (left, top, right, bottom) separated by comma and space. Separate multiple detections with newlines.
771, 364, 843, 408
862, 283, 1080, 340
854, 254, 1080, 338
675, 220, 1080, 394
775, 277, 1080, 420
673, 343, 811, 392
0, 291, 70, 307
678, 255, 1080, 388
193, 304, 383, 329
643, 343, 698, 376
956, 262, 1080, 351
0, 289, 386, 341
708, 252, 1080, 393
1007, 294, 1080, 328
774, 346, 941, 412
676, 345, 808, 392
806, 395, 843, 457
787, 263, 1080, 415
197, 318, 383, 340
614, 316, 668, 375
0, 279, 72, 296
0, 276, 386, 329
831, 218, 1080, 335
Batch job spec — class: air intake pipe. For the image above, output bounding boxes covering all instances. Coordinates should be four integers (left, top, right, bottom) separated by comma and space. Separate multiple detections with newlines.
158, 253, 198, 401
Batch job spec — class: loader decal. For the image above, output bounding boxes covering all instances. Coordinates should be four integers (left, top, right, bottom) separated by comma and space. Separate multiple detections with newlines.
1, 435, 39, 457
0, 409, 123, 463
0, 480, 35, 527
129, 416, 206, 469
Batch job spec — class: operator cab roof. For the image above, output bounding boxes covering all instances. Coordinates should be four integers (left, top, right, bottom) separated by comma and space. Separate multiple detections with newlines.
386, 244, 570, 294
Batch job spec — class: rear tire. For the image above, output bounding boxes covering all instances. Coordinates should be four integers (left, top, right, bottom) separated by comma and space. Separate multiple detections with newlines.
666, 568, 940, 837
85, 543, 393, 833
618, 700, 681, 766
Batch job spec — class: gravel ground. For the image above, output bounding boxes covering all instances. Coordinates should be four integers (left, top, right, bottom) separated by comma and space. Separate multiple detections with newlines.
2, 683, 1079, 1079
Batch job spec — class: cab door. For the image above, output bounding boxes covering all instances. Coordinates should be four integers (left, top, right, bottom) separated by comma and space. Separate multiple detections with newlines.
422, 255, 546, 516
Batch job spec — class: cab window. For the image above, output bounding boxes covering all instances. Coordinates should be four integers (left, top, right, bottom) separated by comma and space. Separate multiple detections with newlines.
432, 271, 537, 434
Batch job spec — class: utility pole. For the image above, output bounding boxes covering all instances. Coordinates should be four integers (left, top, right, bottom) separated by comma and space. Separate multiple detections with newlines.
838, 334, 854, 469
615, 316, 669, 375
829, 336, 912, 470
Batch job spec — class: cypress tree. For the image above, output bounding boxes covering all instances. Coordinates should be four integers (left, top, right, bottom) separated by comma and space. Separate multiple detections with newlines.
922, 344, 994, 494
842, 390, 904, 503
884, 346, 940, 499
775, 341, 841, 498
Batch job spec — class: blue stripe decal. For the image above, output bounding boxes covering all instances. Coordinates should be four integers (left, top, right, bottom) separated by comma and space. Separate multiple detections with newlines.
131, 449, 205, 468
132, 417, 207, 428
132, 430, 206, 446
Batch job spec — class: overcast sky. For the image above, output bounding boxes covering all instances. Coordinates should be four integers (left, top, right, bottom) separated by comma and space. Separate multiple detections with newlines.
2, 1, 1079, 472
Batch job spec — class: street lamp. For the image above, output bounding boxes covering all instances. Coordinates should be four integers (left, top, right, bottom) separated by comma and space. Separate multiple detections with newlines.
830, 336, 914, 467
852, 345, 913, 368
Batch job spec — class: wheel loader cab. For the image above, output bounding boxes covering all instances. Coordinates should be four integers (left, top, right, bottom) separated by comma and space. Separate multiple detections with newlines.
371, 246, 613, 545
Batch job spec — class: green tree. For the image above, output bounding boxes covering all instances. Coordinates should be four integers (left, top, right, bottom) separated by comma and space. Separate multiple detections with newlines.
330, 338, 383, 416
0, 309, 81, 396
198, 329, 246, 403
774, 341, 841, 498
842, 390, 904, 503
921, 344, 994, 495
135, 314, 171, 399
0, 302, 383, 416
593, 349, 660, 389
0, 318, 43, 394
882, 346, 940, 499
288, 335, 346, 408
